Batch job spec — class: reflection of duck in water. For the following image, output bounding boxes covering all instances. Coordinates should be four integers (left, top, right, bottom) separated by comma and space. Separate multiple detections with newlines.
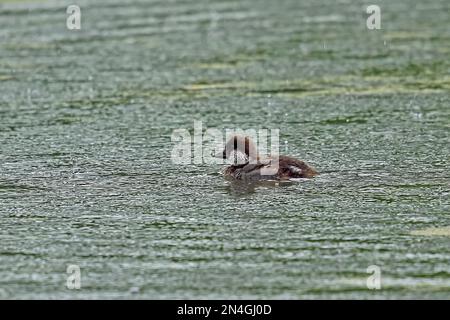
216, 135, 318, 181
226, 179, 295, 196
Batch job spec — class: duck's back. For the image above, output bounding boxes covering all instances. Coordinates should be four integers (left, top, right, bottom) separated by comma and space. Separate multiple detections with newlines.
277, 155, 318, 179
224, 155, 317, 180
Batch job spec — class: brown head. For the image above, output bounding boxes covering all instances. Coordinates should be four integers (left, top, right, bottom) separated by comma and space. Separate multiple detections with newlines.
217, 135, 258, 165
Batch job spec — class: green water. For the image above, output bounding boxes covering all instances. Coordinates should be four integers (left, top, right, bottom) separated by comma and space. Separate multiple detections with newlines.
0, 0, 449, 299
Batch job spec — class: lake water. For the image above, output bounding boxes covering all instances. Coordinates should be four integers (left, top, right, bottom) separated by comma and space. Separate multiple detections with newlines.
0, 0, 449, 299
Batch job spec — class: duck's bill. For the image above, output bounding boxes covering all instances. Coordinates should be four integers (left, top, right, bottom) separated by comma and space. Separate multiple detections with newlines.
214, 150, 226, 159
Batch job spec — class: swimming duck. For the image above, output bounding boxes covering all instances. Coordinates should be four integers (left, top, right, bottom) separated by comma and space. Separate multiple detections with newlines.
217, 135, 318, 180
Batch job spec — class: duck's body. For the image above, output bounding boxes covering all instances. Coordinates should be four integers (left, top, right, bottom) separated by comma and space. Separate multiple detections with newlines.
224, 155, 317, 180
218, 135, 318, 181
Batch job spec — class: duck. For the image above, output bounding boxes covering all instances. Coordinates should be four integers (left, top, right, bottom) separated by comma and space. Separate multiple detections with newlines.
216, 135, 318, 180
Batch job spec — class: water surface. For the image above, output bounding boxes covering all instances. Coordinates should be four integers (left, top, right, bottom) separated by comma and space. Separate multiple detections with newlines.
0, 0, 449, 299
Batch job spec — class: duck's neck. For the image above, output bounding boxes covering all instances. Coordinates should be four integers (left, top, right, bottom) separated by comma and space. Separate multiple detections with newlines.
232, 155, 261, 167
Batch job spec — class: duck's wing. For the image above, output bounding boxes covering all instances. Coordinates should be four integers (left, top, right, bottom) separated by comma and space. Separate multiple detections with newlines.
241, 162, 266, 174
238, 158, 280, 179
278, 155, 318, 178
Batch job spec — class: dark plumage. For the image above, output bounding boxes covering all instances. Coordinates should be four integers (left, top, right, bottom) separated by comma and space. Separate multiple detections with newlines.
218, 135, 318, 180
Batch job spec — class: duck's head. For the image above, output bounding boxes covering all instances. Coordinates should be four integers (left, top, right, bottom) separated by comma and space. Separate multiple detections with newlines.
216, 135, 258, 165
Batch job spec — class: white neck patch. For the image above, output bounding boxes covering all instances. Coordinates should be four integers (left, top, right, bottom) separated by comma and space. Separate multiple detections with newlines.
226, 150, 248, 165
